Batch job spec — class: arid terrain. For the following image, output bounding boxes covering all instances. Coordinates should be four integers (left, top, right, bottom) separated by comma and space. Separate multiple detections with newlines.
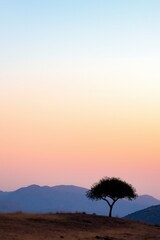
0, 213, 160, 240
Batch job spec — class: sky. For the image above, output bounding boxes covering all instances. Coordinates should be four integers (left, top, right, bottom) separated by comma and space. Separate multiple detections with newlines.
0, 0, 160, 198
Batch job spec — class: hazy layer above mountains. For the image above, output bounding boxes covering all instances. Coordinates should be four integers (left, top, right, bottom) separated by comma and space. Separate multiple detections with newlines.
0, 185, 159, 217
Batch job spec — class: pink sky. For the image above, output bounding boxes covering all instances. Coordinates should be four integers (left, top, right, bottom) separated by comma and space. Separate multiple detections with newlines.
1, 73, 160, 198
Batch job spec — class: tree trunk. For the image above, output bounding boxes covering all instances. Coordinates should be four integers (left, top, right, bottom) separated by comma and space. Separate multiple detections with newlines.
102, 198, 118, 218
109, 204, 113, 217
108, 200, 118, 217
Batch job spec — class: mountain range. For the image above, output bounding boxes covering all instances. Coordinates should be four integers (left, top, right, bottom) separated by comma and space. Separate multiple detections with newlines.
0, 185, 160, 217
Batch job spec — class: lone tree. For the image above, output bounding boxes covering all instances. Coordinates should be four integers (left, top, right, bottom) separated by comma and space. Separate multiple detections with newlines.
86, 177, 137, 217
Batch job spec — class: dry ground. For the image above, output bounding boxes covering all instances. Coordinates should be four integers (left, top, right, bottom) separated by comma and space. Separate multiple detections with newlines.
0, 213, 160, 240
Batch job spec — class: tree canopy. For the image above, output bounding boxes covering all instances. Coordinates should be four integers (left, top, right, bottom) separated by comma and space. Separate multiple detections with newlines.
86, 177, 137, 217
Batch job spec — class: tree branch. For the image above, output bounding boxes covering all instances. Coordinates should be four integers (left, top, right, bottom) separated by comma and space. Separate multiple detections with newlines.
101, 197, 111, 207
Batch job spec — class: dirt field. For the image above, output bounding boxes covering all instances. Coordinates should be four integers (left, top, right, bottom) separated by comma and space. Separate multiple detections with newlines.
0, 213, 159, 240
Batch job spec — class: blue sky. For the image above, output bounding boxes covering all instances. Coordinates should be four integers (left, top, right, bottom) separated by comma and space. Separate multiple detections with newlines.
1, 0, 160, 62
1, 0, 160, 100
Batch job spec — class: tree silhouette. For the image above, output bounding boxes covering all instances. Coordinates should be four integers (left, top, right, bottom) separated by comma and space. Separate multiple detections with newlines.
86, 177, 137, 217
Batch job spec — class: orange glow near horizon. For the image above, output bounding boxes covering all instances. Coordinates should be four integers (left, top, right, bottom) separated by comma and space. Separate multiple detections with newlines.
1, 84, 160, 197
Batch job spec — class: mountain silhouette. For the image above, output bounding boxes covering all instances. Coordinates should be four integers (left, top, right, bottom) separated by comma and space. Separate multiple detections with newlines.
125, 204, 160, 224
0, 185, 159, 217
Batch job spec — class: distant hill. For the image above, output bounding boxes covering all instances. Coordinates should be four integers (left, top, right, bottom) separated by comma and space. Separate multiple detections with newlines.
125, 204, 160, 225
113, 194, 160, 217
0, 185, 160, 217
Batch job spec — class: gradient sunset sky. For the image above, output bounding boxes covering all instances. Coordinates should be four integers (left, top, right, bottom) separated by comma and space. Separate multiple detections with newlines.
0, 0, 160, 198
